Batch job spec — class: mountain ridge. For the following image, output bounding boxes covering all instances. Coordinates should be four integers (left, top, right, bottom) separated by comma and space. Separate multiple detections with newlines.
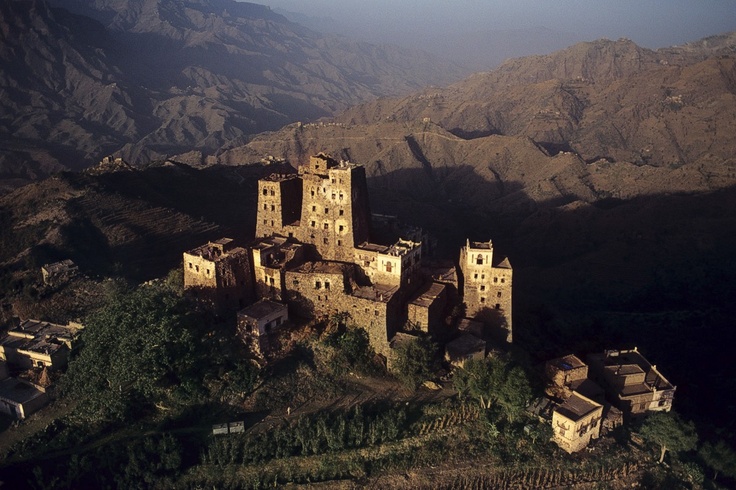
0, 0, 466, 190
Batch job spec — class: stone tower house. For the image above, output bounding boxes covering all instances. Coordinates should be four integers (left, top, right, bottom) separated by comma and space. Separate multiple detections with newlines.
459, 239, 513, 342
255, 153, 371, 262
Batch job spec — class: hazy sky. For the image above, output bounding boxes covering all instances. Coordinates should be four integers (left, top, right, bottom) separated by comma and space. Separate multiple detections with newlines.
257, 0, 736, 68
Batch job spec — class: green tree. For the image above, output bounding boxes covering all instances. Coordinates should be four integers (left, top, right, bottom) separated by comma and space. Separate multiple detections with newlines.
699, 439, 736, 481
61, 283, 207, 424
454, 357, 532, 422
391, 335, 437, 390
639, 411, 698, 463
324, 326, 377, 376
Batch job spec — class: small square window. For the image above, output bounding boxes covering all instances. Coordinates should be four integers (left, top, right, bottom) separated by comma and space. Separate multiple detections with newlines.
497, 291, 502, 298
495, 303, 501, 310
325, 208, 329, 213
480, 285, 485, 291
337, 240, 342, 246
271, 205, 275, 211
188, 263, 192, 269
311, 221, 316, 227
501, 278, 505, 284
474, 273, 478, 279
480, 297, 485, 303
493, 277, 498, 283
323, 238, 329, 244
315, 281, 321, 289
339, 225, 344, 232
312, 205, 316, 211
323, 223, 329, 230
339, 209, 344, 216
325, 281, 330, 290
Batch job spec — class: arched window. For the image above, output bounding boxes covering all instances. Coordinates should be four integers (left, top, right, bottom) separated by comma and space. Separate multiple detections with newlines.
476, 254, 484, 265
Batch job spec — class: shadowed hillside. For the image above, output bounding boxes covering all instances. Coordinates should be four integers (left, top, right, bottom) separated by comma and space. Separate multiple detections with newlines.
0, 0, 466, 190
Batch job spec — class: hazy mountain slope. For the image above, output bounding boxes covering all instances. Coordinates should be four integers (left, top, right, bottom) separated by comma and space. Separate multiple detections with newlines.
335, 36, 736, 168
0, 0, 465, 188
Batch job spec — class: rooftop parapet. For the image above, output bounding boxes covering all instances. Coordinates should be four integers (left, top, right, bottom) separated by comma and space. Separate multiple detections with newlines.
262, 173, 299, 182
186, 238, 243, 261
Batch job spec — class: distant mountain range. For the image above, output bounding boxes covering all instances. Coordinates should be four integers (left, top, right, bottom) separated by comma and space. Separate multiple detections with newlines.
0, 0, 466, 190
222, 34, 736, 209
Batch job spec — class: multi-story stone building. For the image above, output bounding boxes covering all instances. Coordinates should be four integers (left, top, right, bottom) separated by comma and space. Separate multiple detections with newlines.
586, 348, 676, 418
256, 153, 372, 262
458, 239, 513, 342
183, 238, 254, 313
552, 392, 603, 453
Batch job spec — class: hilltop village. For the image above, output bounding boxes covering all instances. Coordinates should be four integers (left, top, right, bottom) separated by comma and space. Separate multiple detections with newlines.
0, 153, 680, 458
179, 153, 676, 454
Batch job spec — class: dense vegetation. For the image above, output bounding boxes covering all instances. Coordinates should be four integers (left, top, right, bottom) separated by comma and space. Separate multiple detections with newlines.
1, 274, 734, 488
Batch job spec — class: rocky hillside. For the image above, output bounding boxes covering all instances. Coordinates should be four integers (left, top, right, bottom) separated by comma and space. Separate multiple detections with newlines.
0, 0, 465, 190
333, 35, 736, 169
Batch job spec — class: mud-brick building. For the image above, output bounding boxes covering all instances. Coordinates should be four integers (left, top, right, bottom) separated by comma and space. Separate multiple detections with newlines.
183, 238, 254, 312
586, 348, 676, 418
552, 391, 603, 453
458, 239, 513, 342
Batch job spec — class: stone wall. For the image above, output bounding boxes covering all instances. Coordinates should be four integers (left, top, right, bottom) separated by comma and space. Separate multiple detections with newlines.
256, 174, 302, 239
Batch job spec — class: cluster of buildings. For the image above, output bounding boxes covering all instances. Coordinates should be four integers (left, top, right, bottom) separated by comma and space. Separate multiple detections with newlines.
183, 153, 514, 362
0, 319, 82, 419
538, 348, 676, 453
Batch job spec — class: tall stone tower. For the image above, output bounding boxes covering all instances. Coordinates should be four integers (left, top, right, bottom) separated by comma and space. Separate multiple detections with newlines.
292, 153, 371, 261
459, 239, 513, 342
255, 174, 302, 239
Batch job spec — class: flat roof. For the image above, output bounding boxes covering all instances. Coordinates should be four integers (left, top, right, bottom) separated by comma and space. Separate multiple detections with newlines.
352, 283, 398, 303
238, 300, 287, 320
357, 242, 388, 253
446, 333, 486, 358
409, 282, 446, 308
555, 392, 601, 422
0, 377, 46, 405
604, 364, 645, 377
549, 354, 587, 371
469, 240, 493, 250
291, 261, 345, 275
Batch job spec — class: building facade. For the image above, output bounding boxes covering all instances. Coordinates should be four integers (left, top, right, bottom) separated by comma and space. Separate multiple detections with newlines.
459, 239, 513, 342
552, 392, 603, 453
